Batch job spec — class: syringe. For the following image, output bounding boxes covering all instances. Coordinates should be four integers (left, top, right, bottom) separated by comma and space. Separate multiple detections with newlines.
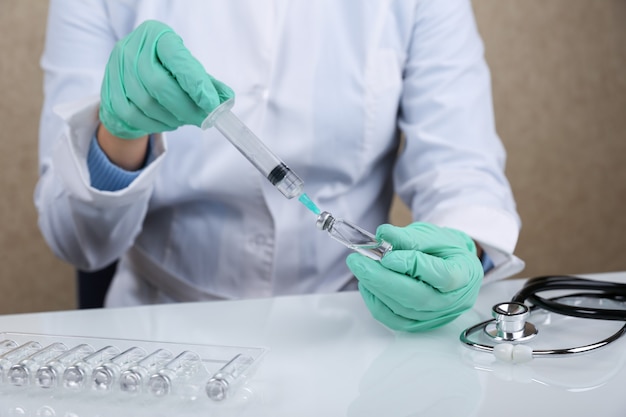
201, 99, 304, 200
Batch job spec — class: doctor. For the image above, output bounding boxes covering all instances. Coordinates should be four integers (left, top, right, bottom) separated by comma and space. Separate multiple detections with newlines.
36, 0, 524, 332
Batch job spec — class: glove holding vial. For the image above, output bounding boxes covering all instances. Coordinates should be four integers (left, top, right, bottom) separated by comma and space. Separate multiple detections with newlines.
345, 222, 484, 333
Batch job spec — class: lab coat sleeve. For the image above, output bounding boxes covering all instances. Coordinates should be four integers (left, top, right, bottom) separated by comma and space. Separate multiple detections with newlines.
396, 0, 525, 281
34, 0, 167, 271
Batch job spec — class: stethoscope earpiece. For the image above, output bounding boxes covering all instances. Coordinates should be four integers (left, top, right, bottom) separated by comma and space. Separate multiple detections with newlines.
493, 343, 534, 364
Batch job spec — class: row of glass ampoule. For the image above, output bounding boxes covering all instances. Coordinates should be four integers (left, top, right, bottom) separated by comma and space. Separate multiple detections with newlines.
0, 339, 253, 401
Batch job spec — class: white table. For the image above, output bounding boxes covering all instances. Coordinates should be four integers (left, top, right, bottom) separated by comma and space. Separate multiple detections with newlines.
0, 271, 625, 416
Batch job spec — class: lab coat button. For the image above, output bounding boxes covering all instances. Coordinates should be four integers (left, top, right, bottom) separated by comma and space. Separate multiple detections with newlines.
251, 234, 266, 246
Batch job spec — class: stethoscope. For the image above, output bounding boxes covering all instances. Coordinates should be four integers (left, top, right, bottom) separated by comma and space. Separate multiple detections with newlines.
460, 275, 626, 363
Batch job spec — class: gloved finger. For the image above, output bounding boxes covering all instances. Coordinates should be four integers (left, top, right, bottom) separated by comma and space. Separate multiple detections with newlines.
358, 284, 423, 332
358, 284, 459, 332
360, 277, 463, 323
123, 64, 187, 130
350, 253, 481, 332
133, 31, 209, 126
156, 31, 233, 117
380, 249, 477, 292
347, 253, 471, 312
100, 40, 178, 139
100, 77, 174, 139
377, 223, 475, 254
129, 48, 194, 127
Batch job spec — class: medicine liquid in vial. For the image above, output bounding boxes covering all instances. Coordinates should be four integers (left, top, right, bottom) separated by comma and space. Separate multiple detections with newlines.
316, 211, 391, 261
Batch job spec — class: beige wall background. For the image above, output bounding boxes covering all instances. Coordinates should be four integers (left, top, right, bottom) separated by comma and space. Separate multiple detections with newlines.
0, 1, 625, 314
0, 0, 75, 314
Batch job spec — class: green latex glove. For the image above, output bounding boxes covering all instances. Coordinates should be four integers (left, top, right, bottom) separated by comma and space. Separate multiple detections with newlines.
346, 222, 484, 332
100, 20, 234, 139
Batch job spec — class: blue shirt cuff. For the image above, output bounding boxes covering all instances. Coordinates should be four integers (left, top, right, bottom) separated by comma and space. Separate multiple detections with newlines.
87, 135, 152, 191
480, 250, 495, 273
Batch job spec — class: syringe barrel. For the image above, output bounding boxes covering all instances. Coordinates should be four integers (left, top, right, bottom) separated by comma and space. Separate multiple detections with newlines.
202, 100, 304, 199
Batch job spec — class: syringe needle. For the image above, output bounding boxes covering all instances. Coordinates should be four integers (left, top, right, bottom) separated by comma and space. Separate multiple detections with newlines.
298, 193, 321, 215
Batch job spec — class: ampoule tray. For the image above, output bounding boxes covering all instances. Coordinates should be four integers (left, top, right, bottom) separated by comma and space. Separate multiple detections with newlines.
0, 331, 267, 404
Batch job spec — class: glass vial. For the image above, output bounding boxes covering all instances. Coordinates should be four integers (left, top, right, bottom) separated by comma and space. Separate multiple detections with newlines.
0, 340, 18, 355
147, 350, 205, 398
316, 211, 392, 261
205, 354, 254, 401
119, 348, 173, 395
8, 342, 67, 387
91, 346, 147, 392
0, 342, 42, 383
63, 345, 120, 391
36, 344, 94, 389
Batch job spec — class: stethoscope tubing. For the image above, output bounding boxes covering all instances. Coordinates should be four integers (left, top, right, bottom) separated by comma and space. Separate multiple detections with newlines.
460, 317, 626, 357
512, 275, 626, 321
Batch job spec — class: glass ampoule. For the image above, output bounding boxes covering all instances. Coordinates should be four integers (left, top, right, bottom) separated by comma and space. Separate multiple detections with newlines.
205, 354, 254, 401
119, 348, 173, 395
0, 342, 42, 383
92, 346, 147, 392
8, 342, 67, 387
36, 344, 94, 389
147, 350, 206, 398
316, 211, 392, 261
63, 345, 120, 391
0, 340, 18, 354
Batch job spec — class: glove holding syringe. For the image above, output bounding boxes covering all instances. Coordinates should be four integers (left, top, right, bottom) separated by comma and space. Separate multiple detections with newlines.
201, 99, 319, 213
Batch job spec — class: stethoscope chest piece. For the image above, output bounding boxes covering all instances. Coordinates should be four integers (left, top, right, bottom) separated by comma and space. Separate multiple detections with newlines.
484, 302, 538, 342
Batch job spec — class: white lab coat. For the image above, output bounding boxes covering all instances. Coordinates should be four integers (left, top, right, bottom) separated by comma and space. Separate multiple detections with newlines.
36, 0, 524, 307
